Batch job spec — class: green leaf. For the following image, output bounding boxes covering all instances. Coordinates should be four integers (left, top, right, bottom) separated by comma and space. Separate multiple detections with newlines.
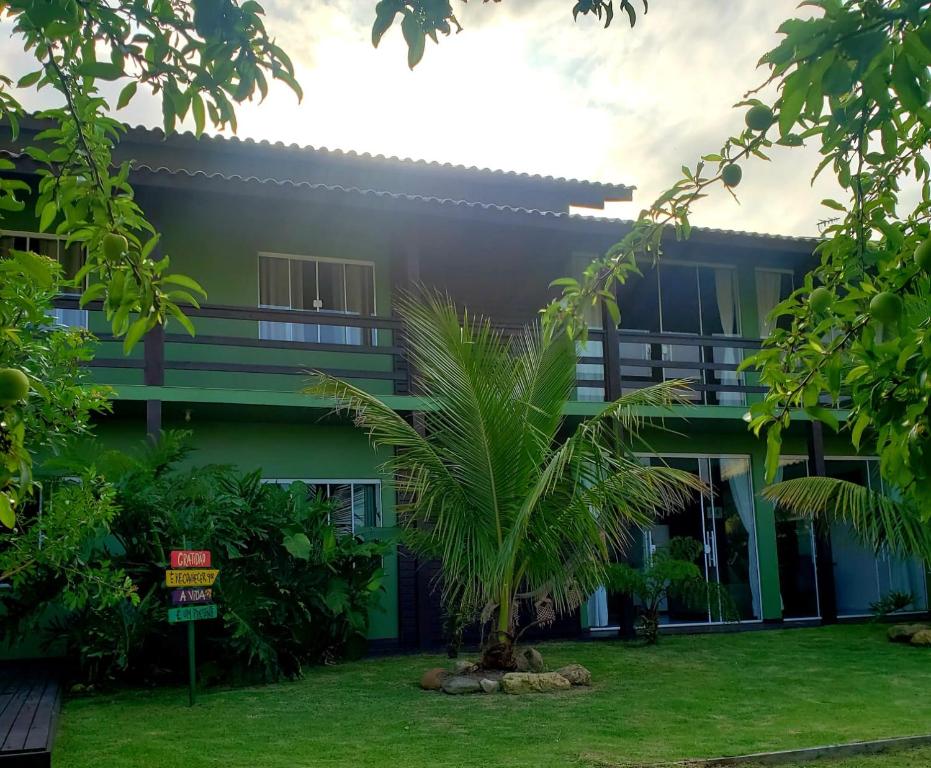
0, 493, 13, 529
401, 13, 426, 69
804, 405, 840, 433
372, 0, 401, 48
851, 412, 870, 450
77, 61, 125, 81
765, 424, 782, 483
191, 93, 205, 136
38, 200, 57, 232
162, 273, 207, 297
778, 75, 809, 137
167, 302, 196, 337
17, 70, 42, 88
123, 316, 150, 354
116, 81, 137, 110
283, 532, 312, 560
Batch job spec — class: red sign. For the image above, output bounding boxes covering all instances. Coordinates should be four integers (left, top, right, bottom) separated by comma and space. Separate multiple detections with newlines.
171, 550, 212, 569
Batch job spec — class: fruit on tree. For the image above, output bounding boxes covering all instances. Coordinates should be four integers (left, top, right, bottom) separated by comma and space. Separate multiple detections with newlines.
745, 104, 774, 132
102, 233, 128, 262
915, 237, 931, 273
721, 164, 742, 188
0, 368, 29, 406
809, 287, 833, 314
869, 291, 903, 325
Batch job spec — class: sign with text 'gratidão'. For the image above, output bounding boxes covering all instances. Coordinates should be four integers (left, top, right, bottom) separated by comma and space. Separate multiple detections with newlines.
171, 550, 212, 568
168, 604, 218, 624
165, 569, 218, 588
171, 588, 213, 605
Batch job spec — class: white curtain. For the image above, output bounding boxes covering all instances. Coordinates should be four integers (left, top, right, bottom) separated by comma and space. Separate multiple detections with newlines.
755, 270, 783, 337
587, 586, 609, 628
714, 269, 742, 405
721, 458, 761, 619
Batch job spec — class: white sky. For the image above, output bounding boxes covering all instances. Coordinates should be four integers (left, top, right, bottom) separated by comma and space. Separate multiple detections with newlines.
1, 1, 844, 236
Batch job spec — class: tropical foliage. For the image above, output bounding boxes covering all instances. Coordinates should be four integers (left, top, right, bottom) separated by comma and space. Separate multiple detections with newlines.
309, 292, 704, 668
606, 536, 737, 644
0, 250, 110, 526
1, 432, 388, 685
371, 0, 650, 69
520, 1, 931, 554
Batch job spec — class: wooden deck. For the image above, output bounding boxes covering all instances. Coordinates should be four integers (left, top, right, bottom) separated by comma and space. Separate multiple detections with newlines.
0, 663, 60, 768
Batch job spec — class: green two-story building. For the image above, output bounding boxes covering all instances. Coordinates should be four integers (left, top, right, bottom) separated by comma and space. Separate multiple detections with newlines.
3, 122, 928, 649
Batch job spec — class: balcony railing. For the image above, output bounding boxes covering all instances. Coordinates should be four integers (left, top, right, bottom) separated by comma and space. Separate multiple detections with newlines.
54, 299, 763, 405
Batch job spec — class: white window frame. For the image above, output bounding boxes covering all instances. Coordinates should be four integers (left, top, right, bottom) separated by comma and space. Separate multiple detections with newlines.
261, 478, 382, 534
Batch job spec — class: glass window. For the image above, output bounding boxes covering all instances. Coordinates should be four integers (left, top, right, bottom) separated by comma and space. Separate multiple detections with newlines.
756, 269, 795, 336
265, 479, 381, 536
658, 265, 701, 333
257, 255, 376, 346
618, 263, 660, 332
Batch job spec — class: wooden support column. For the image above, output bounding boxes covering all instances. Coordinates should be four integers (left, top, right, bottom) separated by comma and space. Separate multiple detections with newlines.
808, 420, 838, 623
144, 325, 165, 440
600, 302, 622, 403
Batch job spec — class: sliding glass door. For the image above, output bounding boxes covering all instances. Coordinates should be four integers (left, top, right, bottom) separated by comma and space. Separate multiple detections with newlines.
587, 455, 761, 629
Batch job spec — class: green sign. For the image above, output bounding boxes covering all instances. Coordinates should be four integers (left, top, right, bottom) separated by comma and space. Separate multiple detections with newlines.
168, 604, 218, 624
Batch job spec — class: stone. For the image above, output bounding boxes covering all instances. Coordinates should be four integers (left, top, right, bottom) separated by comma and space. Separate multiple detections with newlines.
888, 623, 930, 643
910, 629, 931, 647
452, 660, 477, 675
479, 678, 500, 694
442, 675, 482, 695
514, 647, 544, 673
555, 664, 592, 686
501, 672, 571, 695
420, 667, 449, 690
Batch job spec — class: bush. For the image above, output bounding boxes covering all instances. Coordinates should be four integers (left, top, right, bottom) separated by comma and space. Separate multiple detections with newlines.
0, 432, 389, 685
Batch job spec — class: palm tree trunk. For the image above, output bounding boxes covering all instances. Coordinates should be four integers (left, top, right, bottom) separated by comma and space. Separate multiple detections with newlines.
480, 582, 517, 670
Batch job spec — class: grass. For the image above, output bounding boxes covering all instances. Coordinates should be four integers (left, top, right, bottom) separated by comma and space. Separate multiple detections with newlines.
55, 624, 931, 768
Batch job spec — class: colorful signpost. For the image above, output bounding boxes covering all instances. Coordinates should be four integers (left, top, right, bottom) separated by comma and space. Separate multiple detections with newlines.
166, 548, 218, 706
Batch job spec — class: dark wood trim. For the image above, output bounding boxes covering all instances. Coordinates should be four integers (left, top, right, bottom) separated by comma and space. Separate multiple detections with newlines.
600, 305, 622, 402
808, 420, 837, 623
145, 400, 162, 438
164, 333, 403, 356
143, 325, 165, 386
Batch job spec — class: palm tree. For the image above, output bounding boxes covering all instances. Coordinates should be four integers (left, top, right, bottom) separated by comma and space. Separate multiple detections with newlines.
763, 475, 931, 562
307, 291, 704, 669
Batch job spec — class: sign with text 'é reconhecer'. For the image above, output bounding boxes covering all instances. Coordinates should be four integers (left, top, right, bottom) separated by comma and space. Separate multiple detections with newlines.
165, 568, 219, 588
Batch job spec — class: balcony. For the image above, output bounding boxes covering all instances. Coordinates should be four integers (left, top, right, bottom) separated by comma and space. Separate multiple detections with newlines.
55, 300, 763, 409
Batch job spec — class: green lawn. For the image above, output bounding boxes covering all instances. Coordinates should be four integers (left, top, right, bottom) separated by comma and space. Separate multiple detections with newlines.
55, 624, 931, 768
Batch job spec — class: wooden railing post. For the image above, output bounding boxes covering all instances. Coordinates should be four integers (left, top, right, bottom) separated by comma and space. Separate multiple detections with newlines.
144, 325, 165, 439
808, 419, 838, 623
600, 304, 622, 402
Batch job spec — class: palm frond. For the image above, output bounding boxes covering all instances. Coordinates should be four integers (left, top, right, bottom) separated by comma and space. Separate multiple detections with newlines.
763, 476, 931, 561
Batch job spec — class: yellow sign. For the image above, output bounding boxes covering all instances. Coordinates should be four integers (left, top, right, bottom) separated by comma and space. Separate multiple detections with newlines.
165, 569, 218, 587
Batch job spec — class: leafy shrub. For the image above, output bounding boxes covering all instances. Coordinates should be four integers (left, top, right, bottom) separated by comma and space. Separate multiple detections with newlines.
606, 536, 737, 644
870, 590, 914, 620
1, 432, 389, 685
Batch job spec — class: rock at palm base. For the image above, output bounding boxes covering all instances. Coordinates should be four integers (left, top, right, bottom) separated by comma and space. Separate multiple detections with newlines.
514, 647, 544, 673
420, 668, 449, 690
453, 660, 478, 675
501, 672, 571, 694
479, 678, 500, 693
910, 629, 931, 647
888, 624, 930, 643
555, 664, 592, 686
442, 675, 483, 695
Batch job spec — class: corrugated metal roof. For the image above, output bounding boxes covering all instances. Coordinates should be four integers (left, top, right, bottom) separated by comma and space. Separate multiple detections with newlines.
130, 161, 818, 246
122, 124, 634, 194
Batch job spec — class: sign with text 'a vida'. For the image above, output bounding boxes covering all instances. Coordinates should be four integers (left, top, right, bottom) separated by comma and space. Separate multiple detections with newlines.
165, 569, 219, 588
171, 588, 213, 606
168, 604, 218, 624
171, 550, 212, 569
